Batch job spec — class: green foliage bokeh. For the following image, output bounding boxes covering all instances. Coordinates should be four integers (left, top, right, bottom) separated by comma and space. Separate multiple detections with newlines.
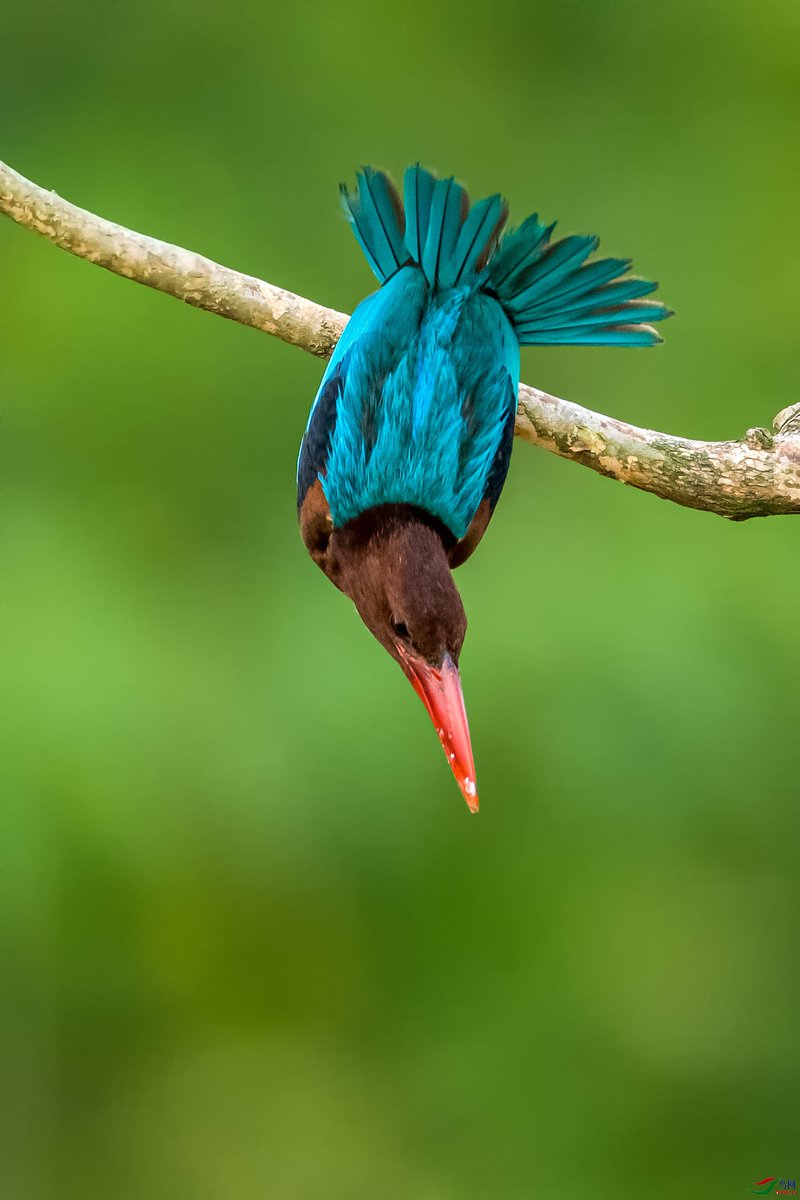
3, 2, 799, 1197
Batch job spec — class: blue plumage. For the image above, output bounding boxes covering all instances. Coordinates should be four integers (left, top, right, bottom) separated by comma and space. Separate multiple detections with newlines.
309, 266, 517, 538
299, 165, 672, 544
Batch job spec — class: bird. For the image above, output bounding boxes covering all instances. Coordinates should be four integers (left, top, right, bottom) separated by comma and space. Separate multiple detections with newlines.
297, 165, 671, 812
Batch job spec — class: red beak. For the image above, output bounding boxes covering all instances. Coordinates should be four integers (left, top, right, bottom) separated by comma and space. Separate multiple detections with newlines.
396, 646, 479, 812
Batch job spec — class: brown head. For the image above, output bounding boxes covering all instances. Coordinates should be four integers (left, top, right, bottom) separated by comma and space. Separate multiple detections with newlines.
323, 503, 479, 811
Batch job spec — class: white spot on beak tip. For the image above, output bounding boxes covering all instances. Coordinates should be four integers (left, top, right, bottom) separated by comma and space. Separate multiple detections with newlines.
464, 779, 477, 798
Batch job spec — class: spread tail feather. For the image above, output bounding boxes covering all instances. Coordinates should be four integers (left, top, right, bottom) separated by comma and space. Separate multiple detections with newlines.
341, 165, 508, 289
339, 168, 407, 283
340, 164, 672, 345
489, 217, 671, 346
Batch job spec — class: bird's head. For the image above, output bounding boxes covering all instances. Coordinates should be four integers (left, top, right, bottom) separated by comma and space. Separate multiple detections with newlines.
327, 505, 478, 811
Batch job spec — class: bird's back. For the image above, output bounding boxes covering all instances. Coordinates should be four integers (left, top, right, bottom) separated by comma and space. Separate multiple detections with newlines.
308, 265, 518, 539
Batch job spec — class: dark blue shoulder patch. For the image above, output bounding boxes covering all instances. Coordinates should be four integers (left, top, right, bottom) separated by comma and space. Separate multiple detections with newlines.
482, 397, 516, 511
297, 364, 344, 512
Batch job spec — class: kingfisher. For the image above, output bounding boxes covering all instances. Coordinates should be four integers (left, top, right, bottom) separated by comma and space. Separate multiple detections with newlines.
297, 165, 671, 811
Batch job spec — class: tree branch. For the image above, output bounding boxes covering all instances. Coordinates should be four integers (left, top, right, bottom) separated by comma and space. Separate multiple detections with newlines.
3, 159, 799, 520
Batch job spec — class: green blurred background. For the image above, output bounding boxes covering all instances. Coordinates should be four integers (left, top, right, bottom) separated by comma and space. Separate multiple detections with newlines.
2, 1, 799, 1196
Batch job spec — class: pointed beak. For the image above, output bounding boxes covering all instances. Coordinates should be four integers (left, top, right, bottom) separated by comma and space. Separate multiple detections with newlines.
396, 646, 479, 812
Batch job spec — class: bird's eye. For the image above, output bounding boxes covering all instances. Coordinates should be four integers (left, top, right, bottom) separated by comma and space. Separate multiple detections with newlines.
392, 619, 410, 641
